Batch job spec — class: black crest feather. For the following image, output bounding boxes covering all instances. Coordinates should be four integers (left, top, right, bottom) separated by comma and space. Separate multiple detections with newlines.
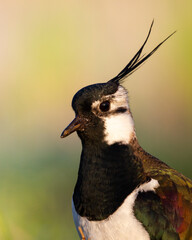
109, 20, 176, 84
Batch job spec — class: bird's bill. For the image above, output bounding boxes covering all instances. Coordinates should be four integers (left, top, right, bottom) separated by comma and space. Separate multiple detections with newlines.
60, 115, 85, 138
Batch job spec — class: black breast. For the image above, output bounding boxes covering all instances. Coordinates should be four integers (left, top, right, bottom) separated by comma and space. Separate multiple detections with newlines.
73, 143, 147, 221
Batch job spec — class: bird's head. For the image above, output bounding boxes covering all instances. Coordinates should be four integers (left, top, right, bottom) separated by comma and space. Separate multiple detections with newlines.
61, 81, 134, 145
61, 21, 175, 146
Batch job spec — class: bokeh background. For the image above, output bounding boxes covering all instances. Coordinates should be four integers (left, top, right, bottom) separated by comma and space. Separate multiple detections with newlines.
0, 1, 191, 239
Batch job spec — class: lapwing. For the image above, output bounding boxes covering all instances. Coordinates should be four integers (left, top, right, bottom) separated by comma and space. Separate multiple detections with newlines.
61, 21, 192, 240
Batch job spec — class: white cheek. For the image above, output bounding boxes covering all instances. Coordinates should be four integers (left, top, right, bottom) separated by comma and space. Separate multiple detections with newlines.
104, 112, 135, 145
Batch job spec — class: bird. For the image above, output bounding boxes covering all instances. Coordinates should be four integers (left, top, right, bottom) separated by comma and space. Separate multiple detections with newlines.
61, 21, 192, 240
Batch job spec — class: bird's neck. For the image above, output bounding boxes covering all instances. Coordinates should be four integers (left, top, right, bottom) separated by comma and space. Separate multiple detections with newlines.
73, 137, 148, 221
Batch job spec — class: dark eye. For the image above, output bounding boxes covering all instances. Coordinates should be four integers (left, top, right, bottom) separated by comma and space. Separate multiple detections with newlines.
99, 101, 110, 112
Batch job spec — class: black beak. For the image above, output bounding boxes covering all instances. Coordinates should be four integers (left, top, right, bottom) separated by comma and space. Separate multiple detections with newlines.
60, 115, 85, 138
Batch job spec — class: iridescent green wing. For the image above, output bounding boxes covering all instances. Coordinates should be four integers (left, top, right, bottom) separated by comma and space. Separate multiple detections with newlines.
154, 169, 192, 240
134, 190, 180, 240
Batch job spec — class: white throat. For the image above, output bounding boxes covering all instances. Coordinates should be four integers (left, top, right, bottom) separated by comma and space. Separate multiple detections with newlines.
103, 86, 135, 145
104, 112, 135, 145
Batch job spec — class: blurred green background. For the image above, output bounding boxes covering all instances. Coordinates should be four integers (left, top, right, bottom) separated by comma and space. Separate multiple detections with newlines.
0, 1, 191, 239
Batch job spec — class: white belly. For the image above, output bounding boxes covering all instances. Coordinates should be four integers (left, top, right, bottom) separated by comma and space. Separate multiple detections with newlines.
72, 179, 159, 240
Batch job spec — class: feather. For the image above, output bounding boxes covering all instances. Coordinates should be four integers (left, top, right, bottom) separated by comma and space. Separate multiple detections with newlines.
109, 20, 176, 84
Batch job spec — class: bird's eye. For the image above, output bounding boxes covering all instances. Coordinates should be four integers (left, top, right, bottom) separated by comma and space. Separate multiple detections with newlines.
99, 101, 110, 112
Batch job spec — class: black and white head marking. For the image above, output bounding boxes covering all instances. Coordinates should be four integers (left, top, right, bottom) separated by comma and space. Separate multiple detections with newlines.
92, 85, 135, 145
